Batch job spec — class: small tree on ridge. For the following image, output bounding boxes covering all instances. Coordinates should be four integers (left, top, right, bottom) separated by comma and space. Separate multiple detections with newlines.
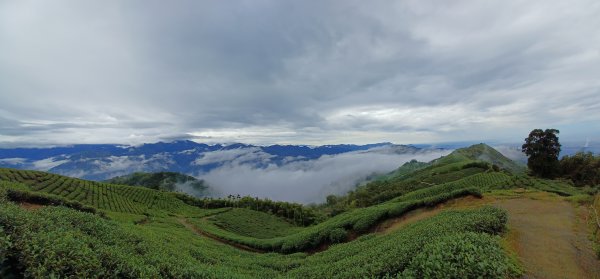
522, 129, 561, 178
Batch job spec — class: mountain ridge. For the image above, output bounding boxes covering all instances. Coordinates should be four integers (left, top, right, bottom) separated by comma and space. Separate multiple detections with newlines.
0, 141, 418, 181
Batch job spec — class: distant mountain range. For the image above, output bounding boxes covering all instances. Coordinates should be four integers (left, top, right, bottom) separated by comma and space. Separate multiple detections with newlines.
0, 140, 421, 180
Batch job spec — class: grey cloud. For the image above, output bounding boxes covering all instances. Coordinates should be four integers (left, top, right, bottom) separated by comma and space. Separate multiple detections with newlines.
1, 0, 599, 146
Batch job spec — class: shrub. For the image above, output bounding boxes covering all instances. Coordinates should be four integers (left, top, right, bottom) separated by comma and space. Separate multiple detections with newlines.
462, 161, 491, 170
328, 228, 347, 244
5, 189, 101, 216
401, 232, 522, 279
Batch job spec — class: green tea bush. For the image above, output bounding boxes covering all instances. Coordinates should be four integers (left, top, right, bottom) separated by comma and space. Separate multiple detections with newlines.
0, 203, 160, 278
191, 187, 480, 253
5, 189, 100, 215
328, 228, 347, 244
287, 206, 511, 278
401, 232, 521, 279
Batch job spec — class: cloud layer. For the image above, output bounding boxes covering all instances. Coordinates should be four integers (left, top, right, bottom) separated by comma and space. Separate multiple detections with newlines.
1, 0, 600, 146
199, 147, 449, 203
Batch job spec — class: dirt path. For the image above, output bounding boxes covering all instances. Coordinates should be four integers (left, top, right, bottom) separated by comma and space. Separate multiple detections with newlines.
495, 198, 600, 279
177, 218, 264, 253
377, 192, 600, 278
19, 202, 44, 210
374, 195, 491, 234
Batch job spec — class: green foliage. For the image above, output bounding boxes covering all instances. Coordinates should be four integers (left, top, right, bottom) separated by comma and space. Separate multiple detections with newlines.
508, 175, 584, 196
176, 193, 321, 226
328, 228, 347, 244
560, 151, 600, 187
522, 129, 561, 178
0, 161, 523, 278
105, 171, 208, 194
376, 159, 430, 181
287, 207, 509, 278
4, 187, 101, 215
209, 208, 301, 239
400, 232, 521, 279
449, 143, 525, 174
0, 146, 530, 278
0, 203, 159, 278
0, 168, 204, 216
327, 144, 522, 211
188, 185, 482, 253
0, 198, 511, 279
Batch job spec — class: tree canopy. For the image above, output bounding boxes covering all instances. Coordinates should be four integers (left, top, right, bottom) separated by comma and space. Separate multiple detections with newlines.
522, 129, 561, 178
560, 151, 600, 187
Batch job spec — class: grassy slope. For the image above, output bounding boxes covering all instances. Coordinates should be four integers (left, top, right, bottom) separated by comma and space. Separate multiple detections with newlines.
328, 143, 528, 209
0, 193, 514, 278
0, 143, 590, 278
0, 168, 201, 217
188, 144, 584, 253
209, 208, 301, 239
104, 171, 208, 194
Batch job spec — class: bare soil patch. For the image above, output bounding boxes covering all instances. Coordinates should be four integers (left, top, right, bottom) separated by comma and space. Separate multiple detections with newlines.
19, 202, 44, 210
376, 191, 600, 278
495, 198, 600, 279
374, 195, 491, 234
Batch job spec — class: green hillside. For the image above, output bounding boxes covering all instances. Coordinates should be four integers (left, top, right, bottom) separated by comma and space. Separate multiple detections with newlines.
208, 208, 302, 239
327, 143, 527, 209
434, 143, 526, 174
0, 168, 198, 216
105, 171, 209, 195
0, 144, 594, 278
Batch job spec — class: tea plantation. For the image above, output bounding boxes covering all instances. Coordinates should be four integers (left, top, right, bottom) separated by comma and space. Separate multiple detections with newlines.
0, 144, 593, 278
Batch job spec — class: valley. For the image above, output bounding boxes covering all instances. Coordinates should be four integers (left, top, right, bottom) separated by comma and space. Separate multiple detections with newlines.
1, 144, 598, 278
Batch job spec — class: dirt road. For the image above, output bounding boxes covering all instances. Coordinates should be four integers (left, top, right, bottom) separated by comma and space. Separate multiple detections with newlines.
495, 198, 600, 279
377, 193, 600, 278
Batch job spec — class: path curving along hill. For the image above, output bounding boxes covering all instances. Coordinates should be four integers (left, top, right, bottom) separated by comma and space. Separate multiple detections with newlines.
376, 191, 600, 279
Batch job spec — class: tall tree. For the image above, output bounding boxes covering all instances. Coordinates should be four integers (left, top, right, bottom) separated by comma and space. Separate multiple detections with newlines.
522, 129, 561, 178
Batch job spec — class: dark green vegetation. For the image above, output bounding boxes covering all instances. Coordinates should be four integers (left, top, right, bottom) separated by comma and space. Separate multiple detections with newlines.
0, 143, 593, 278
208, 208, 301, 238
522, 128, 561, 178
560, 152, 600, 187
0, 188, 516, 278
521, 129, 599, 191
189, 185, 482, 253
324, 143, 525, 211
176, 193, 321, 226
0, 169, 196, 216
400, 232, 521, 278
105, 171, 209, 194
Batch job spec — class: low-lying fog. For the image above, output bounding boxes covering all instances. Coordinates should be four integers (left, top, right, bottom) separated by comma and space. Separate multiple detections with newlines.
199, 147, 451, 204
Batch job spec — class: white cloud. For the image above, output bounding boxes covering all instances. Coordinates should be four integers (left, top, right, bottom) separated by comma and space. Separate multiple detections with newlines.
0, 158, 27, 165
32, 158, 70, 171
193, 148, 275, 166
199, 148, 450, 203
493, 145, 527, 164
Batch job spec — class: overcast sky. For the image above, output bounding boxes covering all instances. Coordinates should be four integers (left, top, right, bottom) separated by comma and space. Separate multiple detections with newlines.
1, 0, 599, 147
